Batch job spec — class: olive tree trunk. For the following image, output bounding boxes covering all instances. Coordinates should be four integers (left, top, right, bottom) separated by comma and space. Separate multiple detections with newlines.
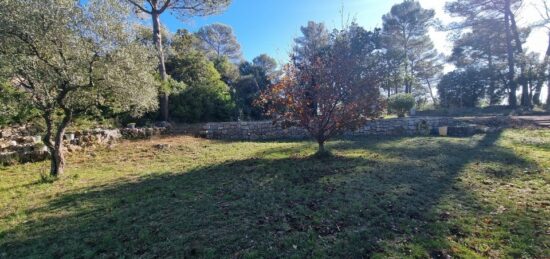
43, 110, 72, 177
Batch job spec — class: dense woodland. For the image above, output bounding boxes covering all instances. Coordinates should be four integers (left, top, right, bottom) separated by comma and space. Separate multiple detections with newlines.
1, 0, 550, 174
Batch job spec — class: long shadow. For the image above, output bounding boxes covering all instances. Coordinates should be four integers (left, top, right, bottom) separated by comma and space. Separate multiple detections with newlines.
0, 132, 543, 258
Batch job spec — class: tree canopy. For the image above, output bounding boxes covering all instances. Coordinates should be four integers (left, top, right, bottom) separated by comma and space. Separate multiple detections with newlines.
0, 0, 160, 176
196, 23, 243, 62
258, 23, 385, 153
125, 0, 232, 121
382, 0, 438, 95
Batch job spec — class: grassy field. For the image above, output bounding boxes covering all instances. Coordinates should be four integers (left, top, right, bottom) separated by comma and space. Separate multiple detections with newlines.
416, 105, 550, 117
0, 129, 549, 258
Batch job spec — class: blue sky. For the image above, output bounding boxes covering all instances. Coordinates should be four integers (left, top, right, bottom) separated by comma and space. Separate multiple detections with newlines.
157, 0, 546, 72
160, 0, 406, 63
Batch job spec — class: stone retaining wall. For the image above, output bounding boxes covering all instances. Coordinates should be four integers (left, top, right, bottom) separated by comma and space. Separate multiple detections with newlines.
1, 126, 166, 166
0, 116, 492, 165
200, 117, 459, 140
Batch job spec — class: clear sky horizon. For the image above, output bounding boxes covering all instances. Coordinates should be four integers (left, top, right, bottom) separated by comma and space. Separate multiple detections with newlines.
157, 0, 548, 65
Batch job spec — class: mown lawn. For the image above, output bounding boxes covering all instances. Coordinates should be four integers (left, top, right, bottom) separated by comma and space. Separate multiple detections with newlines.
0, 129, 549, 258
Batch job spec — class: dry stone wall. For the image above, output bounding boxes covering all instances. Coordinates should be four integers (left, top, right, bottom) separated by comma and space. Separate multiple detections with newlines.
0, 117, 477, 165
1, 126, 48, 165
204, 121, 308, 140
1, 126, 167, 166
200, 117, 459, 140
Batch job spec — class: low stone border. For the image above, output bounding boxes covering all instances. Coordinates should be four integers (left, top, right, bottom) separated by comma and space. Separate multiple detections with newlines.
195, 117, 460, 140
1, 126, 167, 166
170, 116, 516, 141
2, 115, 531, 166
120, 127, 167, 140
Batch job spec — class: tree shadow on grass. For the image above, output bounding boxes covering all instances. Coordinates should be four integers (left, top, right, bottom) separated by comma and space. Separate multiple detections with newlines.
0, 132, 545, 258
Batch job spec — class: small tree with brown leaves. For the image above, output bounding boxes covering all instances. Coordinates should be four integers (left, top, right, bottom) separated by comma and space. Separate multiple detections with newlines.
258, 24, 385, 154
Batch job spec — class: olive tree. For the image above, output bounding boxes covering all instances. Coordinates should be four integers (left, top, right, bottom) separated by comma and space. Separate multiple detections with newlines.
0, 0, 159, 177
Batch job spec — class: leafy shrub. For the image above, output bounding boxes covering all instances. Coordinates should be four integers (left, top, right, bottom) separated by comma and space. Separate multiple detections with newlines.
437, 68, 488, 108
234, 75, 267, 120
0, 81, 40, 126
169, 82, 235, 123
166, 50, 236, 123
388, 93, 415, 117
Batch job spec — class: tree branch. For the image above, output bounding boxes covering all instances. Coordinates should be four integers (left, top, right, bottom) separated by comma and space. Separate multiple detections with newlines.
159, 0, 172, 13
126, 0, 152, 14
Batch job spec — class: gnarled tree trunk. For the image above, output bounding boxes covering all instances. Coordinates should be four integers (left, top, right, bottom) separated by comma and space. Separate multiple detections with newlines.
43, 110, 72, 177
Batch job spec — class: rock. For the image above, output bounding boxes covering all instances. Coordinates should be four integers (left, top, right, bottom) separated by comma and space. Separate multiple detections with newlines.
64, 133, 75, 141
155, 121, 172, 129
0, 140, 10, 149
120, 127, 166, 140
153, 144, 171, 150
0, 151, 18, 166
19, 150, 50, 163
0, 125, 124, 165
16, 136, 37, 144
439, 211, 452, 220
67, 145, 82, 153
416, 120, 431, 136
103, 130, 121, 143
430, 250, 452, 259
447, 125, 476, 137
482, 179, 493, 185
32, 135, 42, 143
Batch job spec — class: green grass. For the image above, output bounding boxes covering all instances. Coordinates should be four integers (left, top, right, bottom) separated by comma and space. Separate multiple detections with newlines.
1, 129, 549, 258
416, 105, 550, 117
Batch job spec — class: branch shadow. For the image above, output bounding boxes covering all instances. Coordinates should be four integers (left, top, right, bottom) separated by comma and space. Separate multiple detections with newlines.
0, 132, 544, 258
